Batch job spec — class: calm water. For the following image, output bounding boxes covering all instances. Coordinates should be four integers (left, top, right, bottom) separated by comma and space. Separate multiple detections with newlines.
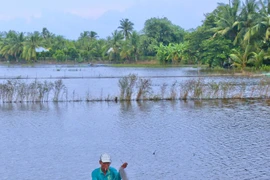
0, 65, 270, 180
0, 65, 265, 100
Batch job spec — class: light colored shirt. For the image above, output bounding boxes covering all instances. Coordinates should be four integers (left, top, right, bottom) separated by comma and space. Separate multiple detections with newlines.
91, 167, 121, 180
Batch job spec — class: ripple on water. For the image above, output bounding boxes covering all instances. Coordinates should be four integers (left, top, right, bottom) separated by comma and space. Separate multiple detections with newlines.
0, 100, 269, 179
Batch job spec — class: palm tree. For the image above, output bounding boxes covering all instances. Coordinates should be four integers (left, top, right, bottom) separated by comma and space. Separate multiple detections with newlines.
109, 30, 124, 61
118, 18, 134, 40
234, 0, 260, 45
41, 27, 54, 49
79, 31, 90, 40
52, 35, 67, 50
41, 27, 52, 39
89, 31, 98, 40
0, 31, 25, 62
79, 31, 98, 40
22, 32, 43, 61
212, 0, 241, 44
129, 31, 141, 61
120, 41, 131, 61
9, 32, 25, 62
77, 31, 99, 61
252, 0, 270, 41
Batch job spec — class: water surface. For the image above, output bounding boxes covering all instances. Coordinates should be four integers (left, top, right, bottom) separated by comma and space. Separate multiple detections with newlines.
0, 100, 269, 180
0, 65, 269, 180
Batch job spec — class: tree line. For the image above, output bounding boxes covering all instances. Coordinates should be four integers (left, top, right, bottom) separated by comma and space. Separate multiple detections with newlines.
1, 0, 270, 71
0, 17, 185, 64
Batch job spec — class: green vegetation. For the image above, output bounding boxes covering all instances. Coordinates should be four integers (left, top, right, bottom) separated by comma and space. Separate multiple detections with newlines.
1, 0, 270, 71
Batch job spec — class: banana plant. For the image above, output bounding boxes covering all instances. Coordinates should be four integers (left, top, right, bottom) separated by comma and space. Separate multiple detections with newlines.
229, 45, 253, 72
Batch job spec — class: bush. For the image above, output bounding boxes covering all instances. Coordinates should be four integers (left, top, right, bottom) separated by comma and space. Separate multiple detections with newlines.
53, 50, 66, 62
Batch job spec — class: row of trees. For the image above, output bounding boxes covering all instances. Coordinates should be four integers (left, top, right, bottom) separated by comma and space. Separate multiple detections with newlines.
0, 18, 186, 64
186, 0, 270, 70
1, 0, 270, 71
155, 0, 270, 70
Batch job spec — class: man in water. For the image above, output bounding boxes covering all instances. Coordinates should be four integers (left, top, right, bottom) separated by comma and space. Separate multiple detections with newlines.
91, 153, 128, 180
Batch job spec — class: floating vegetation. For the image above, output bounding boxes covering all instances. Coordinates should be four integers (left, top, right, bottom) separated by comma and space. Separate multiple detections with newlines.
0, 75, 270, 103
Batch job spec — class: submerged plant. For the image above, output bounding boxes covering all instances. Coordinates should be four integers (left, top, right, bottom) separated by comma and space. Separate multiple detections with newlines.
53, 80, 66, 102
160, 83, 167, 100
0, 76, 270, 103
136, 78, 152, 101
192, 78, 204, 99
118, 74, 137, 101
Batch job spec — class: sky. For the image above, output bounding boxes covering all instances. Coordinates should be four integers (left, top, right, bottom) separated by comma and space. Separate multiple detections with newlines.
0, 0, 228, 39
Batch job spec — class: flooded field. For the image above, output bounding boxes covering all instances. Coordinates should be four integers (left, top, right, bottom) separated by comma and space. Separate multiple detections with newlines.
0, 65, 269, 179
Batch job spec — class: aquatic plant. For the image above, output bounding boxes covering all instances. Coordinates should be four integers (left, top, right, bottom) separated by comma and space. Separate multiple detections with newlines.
0, 79, 66, 103
169, 81, 177, 100
179, 79, 194, 100
192, 78, 204, 99
118, 74, 137, 101
53, 80, 67, 102
0, 75, 270, 103
136, 78, 152, 101
160, 83, 167, 100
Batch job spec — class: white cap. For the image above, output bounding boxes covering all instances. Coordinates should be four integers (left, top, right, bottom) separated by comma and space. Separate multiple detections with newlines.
100, 153, 111, 163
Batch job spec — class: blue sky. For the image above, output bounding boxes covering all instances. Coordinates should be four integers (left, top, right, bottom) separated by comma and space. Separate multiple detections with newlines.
0, 0, 228, 39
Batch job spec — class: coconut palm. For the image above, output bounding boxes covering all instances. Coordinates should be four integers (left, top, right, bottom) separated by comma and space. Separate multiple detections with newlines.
0, 31, 25, 62
109, 30, 124, 61
129, 31, 141, 61
89, 31, 98, 40
79, 31, 98, 40
120, 41, 131, 61
9, 32, 25, 62
234, 0, 260, 45
79, 31, 90, 40
213, 0, 241, 44
77, 31, 99, 60
52, 35, 67, 50
110, 30, 124, 52
22, 32, 43, 61
41, 27, 52, 39
252, 0, 270, 41
118, 18, 134, 40
41, 27, 54, 48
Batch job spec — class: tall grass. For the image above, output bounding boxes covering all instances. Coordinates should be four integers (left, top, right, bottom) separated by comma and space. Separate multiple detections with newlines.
0, 75, 269, 103
136, 78, 152, 101
0, 79, 66, 103
118, 74, 137, 101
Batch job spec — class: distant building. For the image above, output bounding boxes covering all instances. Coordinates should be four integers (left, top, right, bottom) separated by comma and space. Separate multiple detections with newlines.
107, 47, 114, 54
35, 47, 49, 52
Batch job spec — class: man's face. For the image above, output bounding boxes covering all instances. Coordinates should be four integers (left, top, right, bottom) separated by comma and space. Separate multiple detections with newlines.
100, 161, 111, 172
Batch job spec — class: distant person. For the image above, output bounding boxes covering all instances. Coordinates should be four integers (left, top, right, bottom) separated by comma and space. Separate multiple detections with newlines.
91, 153, 128, 180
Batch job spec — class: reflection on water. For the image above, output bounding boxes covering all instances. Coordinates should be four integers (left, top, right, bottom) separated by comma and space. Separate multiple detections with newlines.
0, 100, 269, 180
